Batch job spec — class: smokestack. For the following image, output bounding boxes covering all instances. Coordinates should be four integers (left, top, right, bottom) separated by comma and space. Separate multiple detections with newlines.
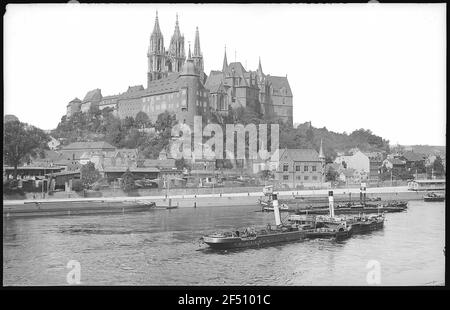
328, 190, 334, 218
272, 193, 281, 226
361, 182, 367, 205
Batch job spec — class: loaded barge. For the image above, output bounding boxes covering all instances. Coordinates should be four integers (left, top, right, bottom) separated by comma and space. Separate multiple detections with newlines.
201, 192, 353, 250
202, 195, 307, 249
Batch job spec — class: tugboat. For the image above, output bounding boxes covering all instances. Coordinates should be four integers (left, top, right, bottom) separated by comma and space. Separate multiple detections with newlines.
288, 191, 352, 240
343, 213, 385, 234
202, 194, 307, 249
423, 192, 445, 202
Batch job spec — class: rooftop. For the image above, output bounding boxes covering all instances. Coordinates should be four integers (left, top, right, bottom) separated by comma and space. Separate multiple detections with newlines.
280, 148, 320, 162
61, 141, 116, 151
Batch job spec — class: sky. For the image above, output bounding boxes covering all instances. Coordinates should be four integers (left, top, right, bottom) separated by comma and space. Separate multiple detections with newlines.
4, 3, 446, 146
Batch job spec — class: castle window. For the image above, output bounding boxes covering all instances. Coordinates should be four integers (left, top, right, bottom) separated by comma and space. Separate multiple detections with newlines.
283, 164, 289, 172
304, 166, 309, 172
295, 165, 300, 172
312, 166, 317, 172
283, 175, 289, 181
304, 176, 309, 181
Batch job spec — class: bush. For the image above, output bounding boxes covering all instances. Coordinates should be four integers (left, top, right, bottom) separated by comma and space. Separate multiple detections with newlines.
72, 179, 83, 192
121, 170, 136, 192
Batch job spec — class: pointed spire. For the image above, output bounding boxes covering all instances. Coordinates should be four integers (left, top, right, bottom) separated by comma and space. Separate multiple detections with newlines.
258, 56, 263, 73
222, 45, 228, 72
188, 42, 192, 60
319, 139, 325, 160
194, 26, 201, 56
173, 13, 181, 37
152, 10, 162, 36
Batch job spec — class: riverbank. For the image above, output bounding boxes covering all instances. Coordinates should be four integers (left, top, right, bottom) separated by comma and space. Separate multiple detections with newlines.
3, 186, 427, 218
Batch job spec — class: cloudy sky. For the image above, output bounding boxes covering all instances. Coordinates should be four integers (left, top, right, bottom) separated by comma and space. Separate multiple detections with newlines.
4, 3, 446, 146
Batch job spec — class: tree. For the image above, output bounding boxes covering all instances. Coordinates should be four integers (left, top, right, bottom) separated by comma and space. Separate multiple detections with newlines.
122, 116, 135, 129
325, 165, 339, 182
3, 121, 50, 179
175, 157, 190, 171
432, 156, 445, 177
80, 162, 101, 189
259, 169, 273, 180
121, 169, 135, 192
135, 111, 150, 130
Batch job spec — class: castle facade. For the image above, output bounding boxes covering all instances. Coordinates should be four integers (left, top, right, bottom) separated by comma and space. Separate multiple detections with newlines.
66, 12, 293, 127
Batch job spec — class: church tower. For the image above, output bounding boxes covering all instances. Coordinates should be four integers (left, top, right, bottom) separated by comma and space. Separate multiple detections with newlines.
222, 46, 228, 72
168, 14, 185, 73
319, 139, 326, 183
148, 11, 166, 87
192, 27, 204, 74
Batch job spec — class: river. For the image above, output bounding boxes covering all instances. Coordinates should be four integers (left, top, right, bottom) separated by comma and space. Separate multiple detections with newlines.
2, 200, 445, 286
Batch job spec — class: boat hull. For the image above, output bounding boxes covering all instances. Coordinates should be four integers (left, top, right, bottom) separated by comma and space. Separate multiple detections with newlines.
423, 197, 445, 202
305, 229, 351, 240
202, 230, 307, 249
349, 221, 384, 234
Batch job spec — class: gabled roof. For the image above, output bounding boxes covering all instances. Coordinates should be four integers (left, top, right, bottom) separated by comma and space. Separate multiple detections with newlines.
119, 74, 185, 100
83, 89, 102, 103
127, 85, 145, 93
386, 158, 406, 165
279, 148, 320, 162
402, 151, 426, 162
69, 97, 82, 103
225, 62, 247, 77
62, 141, 116, 151
100, 94, 120, 102
266, 76, 292, 96
205, 71, 224, 92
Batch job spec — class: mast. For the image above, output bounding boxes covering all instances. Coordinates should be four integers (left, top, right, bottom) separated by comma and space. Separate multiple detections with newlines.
328, 190, 335, 218
272, 193, 282, 226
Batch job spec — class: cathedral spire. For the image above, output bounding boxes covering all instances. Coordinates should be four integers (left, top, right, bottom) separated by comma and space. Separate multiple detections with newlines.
194, 27, 201, 56
258, 56, 263, 74
173, 13, 181, 37
152, 10, 162, 36
192, 27, 204, 74
188, 42, 192, 60
222, 45, 228, 72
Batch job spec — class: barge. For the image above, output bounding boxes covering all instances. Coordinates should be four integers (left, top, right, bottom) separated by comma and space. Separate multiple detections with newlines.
202, 191, 352, 250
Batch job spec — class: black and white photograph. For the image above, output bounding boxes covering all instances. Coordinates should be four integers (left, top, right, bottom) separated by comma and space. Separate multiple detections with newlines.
2, 2, 446, 291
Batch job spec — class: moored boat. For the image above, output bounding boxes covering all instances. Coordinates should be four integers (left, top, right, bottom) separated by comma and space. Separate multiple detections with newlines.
202, 194, 307, 249
423, 192, 445, 202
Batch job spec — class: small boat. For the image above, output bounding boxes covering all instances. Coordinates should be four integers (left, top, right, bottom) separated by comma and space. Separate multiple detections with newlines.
135, 200, 156, 207
423, 192, 445, 202
344, 214, 385, 234
261, 203, 290, 212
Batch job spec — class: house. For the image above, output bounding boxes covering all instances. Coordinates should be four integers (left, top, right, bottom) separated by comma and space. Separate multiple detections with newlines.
60, 141, 116, 161
364, 152, 384, 184
334, 150, 370, 175
398, 151, 426, 171
275, 148, 325, 189
383, 158, 406, 171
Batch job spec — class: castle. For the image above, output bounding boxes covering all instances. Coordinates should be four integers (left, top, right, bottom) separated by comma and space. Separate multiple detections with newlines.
66, 12, 293, 127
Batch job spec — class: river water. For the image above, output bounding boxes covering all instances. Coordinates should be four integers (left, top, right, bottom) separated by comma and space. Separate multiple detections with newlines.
3, 200, 445, 286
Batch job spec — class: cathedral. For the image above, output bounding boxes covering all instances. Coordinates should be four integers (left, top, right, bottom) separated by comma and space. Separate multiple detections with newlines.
66, 12, 293, 127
